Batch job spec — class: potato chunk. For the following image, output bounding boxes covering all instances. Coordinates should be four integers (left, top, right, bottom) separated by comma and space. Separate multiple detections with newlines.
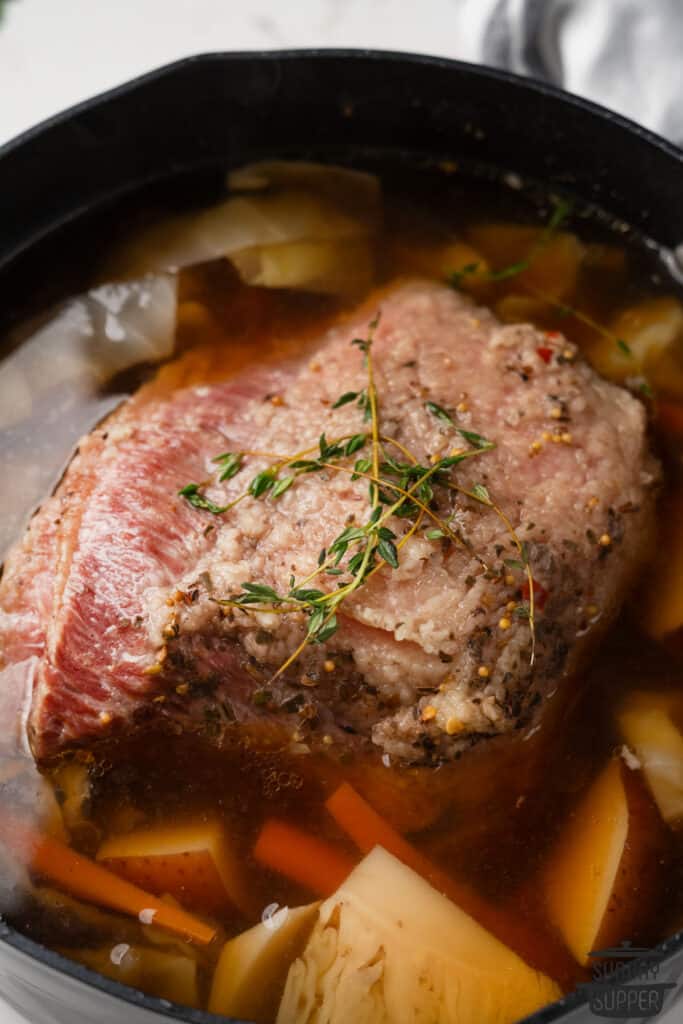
97, 820, 248, 917
74, 944, 199, 1007
544, 759, 663, 965
389, 238, 490, 292
277, 846, 560, 1024
618, 692, 683, 825
230, 237, 374, 295
466, 223, 584, 299
591, 296, 683, 394
209, 902, 319, 1023
105, 161, 380, 296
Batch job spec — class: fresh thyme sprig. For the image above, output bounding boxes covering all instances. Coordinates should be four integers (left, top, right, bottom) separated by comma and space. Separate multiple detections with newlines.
448, 197, 633, 357
177, 313, 538, 682
239, 449, 478, 681
450, 198, 572, 290
213, 443, 520, 680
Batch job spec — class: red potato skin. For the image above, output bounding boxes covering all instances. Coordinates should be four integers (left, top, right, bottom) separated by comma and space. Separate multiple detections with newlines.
101, 851, 233, 918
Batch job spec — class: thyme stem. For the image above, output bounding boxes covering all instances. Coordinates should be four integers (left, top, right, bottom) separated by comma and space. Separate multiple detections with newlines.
179, 313, 539, 684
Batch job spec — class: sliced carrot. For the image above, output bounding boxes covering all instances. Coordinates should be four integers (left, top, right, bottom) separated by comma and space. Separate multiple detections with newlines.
326, 782, 464, 899
325, 782, 581, 989
0, 813, 216, 945
253, 819, 355, 896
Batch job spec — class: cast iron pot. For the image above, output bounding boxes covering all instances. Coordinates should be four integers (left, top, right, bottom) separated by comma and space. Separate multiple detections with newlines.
0, 49, 682, 1024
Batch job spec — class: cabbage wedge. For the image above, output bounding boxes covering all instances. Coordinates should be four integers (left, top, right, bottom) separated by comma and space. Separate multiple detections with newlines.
277, 846, 560, 1024
105, 161, 380, 296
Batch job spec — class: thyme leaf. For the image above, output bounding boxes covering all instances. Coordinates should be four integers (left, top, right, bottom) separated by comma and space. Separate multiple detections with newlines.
212, 451, 244, 481
233, 582, 282, 605
425, 401, 454, 425
377, 537, 399, 569
290, 587, 326, 603
457, 428, 494, 450
488, 260, 530, 281
319, 433, 345, 460
313, 616, 339, 643
470, 483, 492, 505
249, 469, 277, 498
345, 433, 367, 456
272, 475, 294, 498
332, 391, 359, 409
178, 483, 228, 515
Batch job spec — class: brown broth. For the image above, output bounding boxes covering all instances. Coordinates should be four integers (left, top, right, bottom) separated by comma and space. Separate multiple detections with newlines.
1, 167, 683, 1019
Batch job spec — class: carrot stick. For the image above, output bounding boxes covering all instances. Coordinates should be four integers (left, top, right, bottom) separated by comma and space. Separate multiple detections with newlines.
326, 782, 462, 899
0, 813, 216, 945
253, 819, 355, 896
326, 782, 582, 989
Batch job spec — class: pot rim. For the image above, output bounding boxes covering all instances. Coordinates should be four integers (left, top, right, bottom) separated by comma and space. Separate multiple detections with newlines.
0, 47, 681, 1024
2, 47, 682, 164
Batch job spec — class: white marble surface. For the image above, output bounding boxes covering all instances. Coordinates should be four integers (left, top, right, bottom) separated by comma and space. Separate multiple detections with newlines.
0, 0, 496, 146
0, 2, 680, 1023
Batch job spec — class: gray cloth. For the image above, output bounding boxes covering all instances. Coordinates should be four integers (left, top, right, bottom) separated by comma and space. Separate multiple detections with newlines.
481, 0, 683, 145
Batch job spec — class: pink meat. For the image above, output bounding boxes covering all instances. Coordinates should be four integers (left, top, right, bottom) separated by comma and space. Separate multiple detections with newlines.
0, 280, 659, 764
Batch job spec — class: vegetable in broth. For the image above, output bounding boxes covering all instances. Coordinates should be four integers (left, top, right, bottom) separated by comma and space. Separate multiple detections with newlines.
1, 161, 683, 1023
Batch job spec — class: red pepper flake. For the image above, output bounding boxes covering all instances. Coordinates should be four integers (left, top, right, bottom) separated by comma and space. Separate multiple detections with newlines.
522, 577, 549, 610
536, 347, 553, 364
546, 331, 561, 339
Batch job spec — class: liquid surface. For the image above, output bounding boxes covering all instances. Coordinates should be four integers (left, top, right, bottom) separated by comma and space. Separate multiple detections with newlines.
1, 164, 683, 1020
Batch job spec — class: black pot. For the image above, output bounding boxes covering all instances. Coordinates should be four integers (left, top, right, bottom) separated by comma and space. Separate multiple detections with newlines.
1, 49, 682, 1024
